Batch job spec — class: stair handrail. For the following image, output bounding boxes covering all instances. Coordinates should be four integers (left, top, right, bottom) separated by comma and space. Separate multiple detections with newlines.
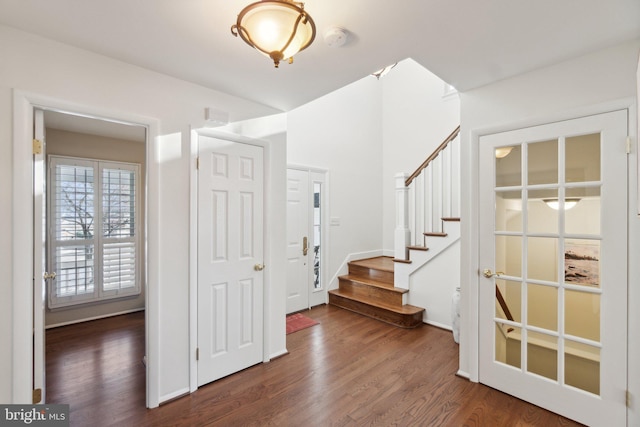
405, 125, 460, 187
495, 285, 515, 322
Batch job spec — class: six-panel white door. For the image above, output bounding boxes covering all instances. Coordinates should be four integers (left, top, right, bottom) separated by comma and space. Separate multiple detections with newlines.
197, 136, 264, 386
478, 111, 628, 426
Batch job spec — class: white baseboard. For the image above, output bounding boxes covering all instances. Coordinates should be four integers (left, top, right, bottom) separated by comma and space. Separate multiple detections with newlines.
424, 319, 453, 331
456, 370, 470, 380
159, 387, 190, 405
268, 348, 289, 360
45, 307, 145, 329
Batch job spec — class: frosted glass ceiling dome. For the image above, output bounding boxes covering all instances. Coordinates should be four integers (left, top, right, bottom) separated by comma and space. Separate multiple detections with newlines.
231, 0, 316, 68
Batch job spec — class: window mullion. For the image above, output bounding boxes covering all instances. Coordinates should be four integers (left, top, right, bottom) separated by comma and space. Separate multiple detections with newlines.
95, 160, 104, 299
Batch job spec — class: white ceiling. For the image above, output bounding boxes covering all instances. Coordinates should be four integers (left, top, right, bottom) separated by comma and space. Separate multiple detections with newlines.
1, 0, 639, 112
44, 110, 146, 142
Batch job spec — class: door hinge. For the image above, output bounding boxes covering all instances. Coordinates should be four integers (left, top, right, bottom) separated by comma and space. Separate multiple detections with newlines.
196, 157, 200, 170
33, 388, 42, 404
33, 139, 42, 155
626, 390, 632, 408
196, 347, 199, 361
626, 136, 632, 154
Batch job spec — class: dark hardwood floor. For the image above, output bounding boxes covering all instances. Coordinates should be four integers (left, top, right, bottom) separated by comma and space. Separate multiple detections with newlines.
46, 305, 582, 426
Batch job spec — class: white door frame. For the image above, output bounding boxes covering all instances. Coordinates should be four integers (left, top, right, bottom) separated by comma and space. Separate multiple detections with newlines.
461, 98, 637, 420
287, 164, 329, 308
32, 108, 46, 403
189, 128, 273, 393
11, 90, 161, 408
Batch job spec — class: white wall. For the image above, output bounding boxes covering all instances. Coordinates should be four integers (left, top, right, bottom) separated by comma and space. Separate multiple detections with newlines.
381, 59, 460, 250
287, 59, 460, 311
408, 240, 461, 330
0, 24, 286, 405
458, 39, 640, 423
287, 77, 384, 282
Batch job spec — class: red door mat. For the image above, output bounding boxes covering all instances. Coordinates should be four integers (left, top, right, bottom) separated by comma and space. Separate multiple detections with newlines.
286, 313, 319, 334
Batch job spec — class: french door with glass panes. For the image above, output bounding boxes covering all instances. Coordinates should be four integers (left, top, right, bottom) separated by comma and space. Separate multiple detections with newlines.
478, 111, 628, 426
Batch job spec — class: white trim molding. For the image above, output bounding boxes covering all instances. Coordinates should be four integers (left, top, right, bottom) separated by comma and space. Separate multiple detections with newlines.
11, 90, 161, 408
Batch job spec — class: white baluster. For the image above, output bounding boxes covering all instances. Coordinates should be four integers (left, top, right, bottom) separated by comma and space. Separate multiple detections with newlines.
395, 172, 410, 260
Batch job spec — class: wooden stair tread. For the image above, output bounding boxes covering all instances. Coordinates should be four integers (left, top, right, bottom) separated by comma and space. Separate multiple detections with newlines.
407, 245, 429, 251
339, 274, 406, 293
330, 256, 425, 328
329, 289, 423, 315
442, 217, 461, 222
424, 232, 447, 237
349, 256, 394, 273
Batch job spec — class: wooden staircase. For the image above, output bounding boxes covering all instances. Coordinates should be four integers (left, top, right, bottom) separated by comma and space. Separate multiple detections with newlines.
328, 256, 425, 328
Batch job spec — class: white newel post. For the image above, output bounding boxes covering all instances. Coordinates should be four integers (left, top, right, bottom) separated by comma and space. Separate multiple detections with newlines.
395, 172, 411, 261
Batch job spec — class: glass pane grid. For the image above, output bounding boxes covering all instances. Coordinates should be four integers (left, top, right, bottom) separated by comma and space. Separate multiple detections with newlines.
55, 164, 95, 240
103, 168, 136, 238
313, 182, 322, 289
495, 324, 521, 369
54, 245, 95, 296
526, 330, 558, 381
493, 134, 602, 396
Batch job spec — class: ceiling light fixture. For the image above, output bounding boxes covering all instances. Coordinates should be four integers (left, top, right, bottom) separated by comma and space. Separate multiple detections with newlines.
543, 198, 581, 210
372, 63, 397, 79
495, 147, 514, 159
231, 0, 316, 68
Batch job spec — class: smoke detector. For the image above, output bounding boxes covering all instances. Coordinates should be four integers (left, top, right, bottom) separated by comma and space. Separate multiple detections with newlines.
323, 27, 348, 48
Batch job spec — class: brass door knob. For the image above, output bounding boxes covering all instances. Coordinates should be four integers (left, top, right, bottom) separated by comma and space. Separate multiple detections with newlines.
254, 264, 265, 271
482, 269, 504, 278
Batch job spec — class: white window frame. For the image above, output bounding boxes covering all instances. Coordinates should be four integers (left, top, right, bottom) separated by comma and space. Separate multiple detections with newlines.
47, 155, 141, 309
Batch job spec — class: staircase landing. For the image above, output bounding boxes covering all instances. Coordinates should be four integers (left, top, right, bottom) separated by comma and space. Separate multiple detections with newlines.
328, 256, 424, 328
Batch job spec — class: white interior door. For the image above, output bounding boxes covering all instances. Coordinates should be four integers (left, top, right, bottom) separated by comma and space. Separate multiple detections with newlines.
33, 108, 46, 403
286, 169, 310, 314
197, 136, 264, 386
478, 110, 628, 426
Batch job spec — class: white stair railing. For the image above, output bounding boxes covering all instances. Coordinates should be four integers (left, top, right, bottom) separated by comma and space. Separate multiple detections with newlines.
395, 126, 460, 261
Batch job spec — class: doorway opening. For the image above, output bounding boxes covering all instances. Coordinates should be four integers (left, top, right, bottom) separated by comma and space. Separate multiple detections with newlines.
37, 109, 148, 409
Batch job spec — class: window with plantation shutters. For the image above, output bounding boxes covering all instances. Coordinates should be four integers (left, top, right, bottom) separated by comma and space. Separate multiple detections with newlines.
48, 156, 140, 308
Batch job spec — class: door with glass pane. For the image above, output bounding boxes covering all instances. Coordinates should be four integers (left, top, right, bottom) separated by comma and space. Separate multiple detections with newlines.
478, 111, 628, 425
286, 168, 327, 313
286, 168, 310, 314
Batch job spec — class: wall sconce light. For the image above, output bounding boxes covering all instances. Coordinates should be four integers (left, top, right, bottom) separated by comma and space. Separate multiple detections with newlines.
543, 198, 581, 210
495, 147, 514, 159
231, 0, 316, 68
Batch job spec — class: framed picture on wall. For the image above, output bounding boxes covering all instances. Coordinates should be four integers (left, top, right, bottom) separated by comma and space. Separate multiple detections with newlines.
564, 240, 600, 286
